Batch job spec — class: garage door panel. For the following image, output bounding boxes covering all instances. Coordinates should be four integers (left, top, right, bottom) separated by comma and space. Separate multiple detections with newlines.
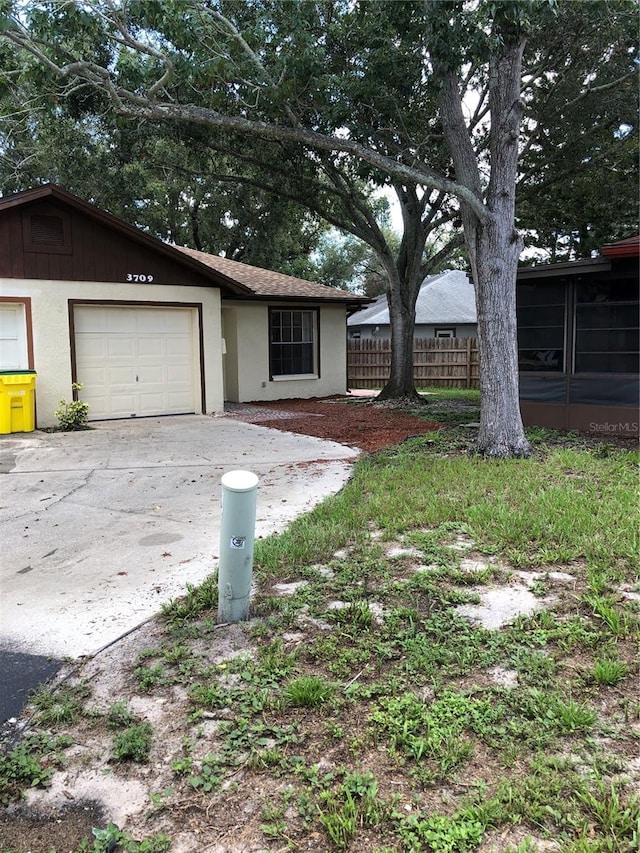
75, 336, 107, 360
137, 337, 166, 357
107, 365, 138, 385
107, 394, 139, 417
137, 365, 165, 384
107, 337, 137, 358
167, 364, 191, 383
139, 392, 166, 413
167, 338, 192, 357
74, 306, 197, 420
80, 365, 109, 385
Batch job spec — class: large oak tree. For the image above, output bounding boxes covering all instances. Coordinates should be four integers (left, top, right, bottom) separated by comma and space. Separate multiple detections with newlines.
2, 0, 637, 456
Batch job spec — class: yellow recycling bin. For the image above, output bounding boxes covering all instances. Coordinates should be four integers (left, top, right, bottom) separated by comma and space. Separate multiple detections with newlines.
0, 371, 37, 434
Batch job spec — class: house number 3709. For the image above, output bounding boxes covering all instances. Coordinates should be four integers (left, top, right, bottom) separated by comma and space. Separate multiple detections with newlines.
126, 273, 155, 282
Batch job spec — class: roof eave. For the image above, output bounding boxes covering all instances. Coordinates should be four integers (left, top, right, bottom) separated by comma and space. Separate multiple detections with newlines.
517, 257, 612, 280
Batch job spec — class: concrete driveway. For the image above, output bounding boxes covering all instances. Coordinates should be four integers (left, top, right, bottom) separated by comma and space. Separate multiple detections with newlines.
0, 415, 358, 660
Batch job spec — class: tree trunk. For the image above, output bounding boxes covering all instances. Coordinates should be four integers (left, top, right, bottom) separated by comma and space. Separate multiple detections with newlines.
473, 221, 530, 457
439, 34, 532, 458
378, 269, 423, 401
473, 36, 531, 457
378, 185, 428, 402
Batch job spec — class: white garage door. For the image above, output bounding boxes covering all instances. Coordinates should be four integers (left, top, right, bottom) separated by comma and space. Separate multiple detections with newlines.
74, 305, 197, 420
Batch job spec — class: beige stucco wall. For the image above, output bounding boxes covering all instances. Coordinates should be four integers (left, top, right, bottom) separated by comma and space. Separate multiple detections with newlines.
0, 278, 224, 428
223, 301, 349, 402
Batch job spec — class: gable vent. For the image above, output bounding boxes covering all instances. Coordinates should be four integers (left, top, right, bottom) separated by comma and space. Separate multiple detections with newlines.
31, 214, 64, 245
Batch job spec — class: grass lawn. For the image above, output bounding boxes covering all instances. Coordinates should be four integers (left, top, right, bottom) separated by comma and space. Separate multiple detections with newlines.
2, 389, 638, 853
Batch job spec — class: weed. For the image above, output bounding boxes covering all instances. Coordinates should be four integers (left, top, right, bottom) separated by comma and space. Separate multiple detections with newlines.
369, 691, 495, 778
513, 689, 596, 736
285, 675, 336, 708
574, 780, 640, 850
54, 382, 90, 430
107, 701, 137, 729
91, 823, 172, 852
256, 638, 297, 684
161, 574, 218, 622
330, 600, 374, 634
394, 809, 485, 853
318, 790, 359, 849
0, 733, 68, 803
583, 592, 634, 638
188, 754, 223, 792
112, 722, 152, 763
171, 756, 194, 776
30, 682, 90, 728
590, 658, 629, 686
133, 664, 169, 692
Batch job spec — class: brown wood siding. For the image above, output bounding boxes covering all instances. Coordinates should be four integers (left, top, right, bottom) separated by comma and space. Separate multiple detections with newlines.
0, 199, 216, 288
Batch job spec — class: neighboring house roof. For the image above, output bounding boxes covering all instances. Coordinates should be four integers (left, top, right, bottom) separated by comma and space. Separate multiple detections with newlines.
347, 270, 476, 327
601, 234, 640, 259
176, 245, 367, 306
0, 183, 368, 307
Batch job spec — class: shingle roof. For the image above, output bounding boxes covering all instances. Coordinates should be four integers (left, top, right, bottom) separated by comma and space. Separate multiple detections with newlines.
348, 270, 476, 327
0, 184, 369, 305
176, 246, 368, 305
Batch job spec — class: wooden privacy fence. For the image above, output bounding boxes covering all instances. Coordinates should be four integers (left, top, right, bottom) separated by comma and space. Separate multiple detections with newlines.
347, 337, 479, 389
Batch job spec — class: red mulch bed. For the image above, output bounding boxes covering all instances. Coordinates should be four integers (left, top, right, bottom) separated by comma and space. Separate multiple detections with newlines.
230, 396, 442, 452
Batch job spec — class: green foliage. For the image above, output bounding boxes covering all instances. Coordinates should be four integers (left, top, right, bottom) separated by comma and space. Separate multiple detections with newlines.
107, 701, 137, 729
31, 684, 88, 727
0, 733, 68, 803
112, 722, 152, 763
133, 663, 169, 692
285, 675, 335, 708
188, 753, 223, 793
90, 823, 171, 853
161, 574, 218, 622
590, 658, 629, 686
54, 382, 90, 431
395, 810, 485, 853
517, 2, 638, 259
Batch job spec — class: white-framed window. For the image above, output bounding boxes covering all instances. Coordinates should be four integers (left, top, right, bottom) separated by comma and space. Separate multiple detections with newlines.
434, 327, 456, 339
269, 308, 319, 378
0, 302, 29, 370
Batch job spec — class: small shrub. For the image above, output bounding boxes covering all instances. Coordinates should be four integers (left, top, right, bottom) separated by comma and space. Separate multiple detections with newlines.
54, 382, 90, 431
112, 722, 153, 763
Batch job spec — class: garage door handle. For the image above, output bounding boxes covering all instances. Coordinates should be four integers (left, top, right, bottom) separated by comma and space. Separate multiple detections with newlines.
136, 375, 139, 382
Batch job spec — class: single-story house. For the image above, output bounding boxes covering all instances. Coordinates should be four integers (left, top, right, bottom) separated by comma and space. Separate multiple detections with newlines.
517, 235, 639, 436
0, 185, 368, 428
347, 269, 477, 340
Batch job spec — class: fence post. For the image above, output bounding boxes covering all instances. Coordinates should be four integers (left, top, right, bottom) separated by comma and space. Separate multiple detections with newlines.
466, 338, 472, 388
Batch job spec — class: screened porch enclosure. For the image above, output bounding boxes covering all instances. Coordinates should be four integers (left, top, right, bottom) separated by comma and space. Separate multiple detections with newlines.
516, 247, 639, 436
